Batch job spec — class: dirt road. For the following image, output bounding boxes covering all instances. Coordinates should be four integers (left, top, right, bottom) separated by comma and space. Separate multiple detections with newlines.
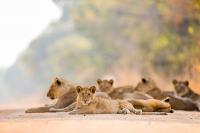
0, 110, 200, 133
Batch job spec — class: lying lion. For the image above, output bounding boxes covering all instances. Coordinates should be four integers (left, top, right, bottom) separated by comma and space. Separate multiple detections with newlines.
134, 77, 199, 111
25, 77, 77, 113
97, 79, 153, 100
26, 77, 110, 113
172, 79, 200, 103
128, 97, 173, 113
50, 86, 168, 115
96, 78, 173, 113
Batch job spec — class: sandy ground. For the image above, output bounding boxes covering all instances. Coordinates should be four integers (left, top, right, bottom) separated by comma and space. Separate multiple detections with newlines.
0, 110, 200, 133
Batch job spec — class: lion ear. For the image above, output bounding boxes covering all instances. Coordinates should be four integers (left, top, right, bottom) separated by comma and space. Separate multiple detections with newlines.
97, 79, 102, 84
184, 80, 189, 86
90, 86, 96, 93
109, 79, 114, 85
172, 79, 178, 85
76, 86, 82, 93
163, 97, 170, 103
56, 78, 61, 86
142, 78, 148, 83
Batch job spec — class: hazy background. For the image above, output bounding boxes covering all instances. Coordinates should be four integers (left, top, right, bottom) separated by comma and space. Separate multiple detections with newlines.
0, 0, 200, 107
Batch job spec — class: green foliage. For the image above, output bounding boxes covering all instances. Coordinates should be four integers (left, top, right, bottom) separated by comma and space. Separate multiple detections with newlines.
71, 0, 200, 75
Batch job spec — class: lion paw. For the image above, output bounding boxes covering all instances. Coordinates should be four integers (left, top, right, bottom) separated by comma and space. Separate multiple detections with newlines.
49, 107, 57, 112
121, 108, 131, 114
134, 109, 142, 115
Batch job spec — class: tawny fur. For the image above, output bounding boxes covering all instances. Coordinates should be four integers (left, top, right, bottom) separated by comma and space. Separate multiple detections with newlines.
50, 86, 140, 114
25, 77, 77, 113
26, 77, 111, 113
128, 97, 173, 113
49, 92, 111, 112
173, 79, 200, 102
97, 79, 152, 100
134, 78, 199, 111
96, 78, 173, 113
60, 86, 167, 115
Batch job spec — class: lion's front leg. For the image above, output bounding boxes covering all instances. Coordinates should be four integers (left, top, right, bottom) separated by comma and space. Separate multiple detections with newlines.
118, 108, 131, 114
68, 108, 93, 115
49, 102, 77, 112
49, 108, 65, 112
63, 102, 76, 112
131, 108, 142, 115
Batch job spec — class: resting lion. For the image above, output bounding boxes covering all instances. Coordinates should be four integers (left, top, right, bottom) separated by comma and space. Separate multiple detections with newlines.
51, 86, 167, 115
172, 79, 200, 103
97, 79, 153, 100
128, 97, 173, 113
134, 77, 199, 111
96, 78, 172, 113
25, 77, 77, 113
26, 77, 110, 113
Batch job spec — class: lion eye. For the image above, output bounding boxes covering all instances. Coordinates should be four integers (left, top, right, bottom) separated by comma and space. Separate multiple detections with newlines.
88, 93, 90, 96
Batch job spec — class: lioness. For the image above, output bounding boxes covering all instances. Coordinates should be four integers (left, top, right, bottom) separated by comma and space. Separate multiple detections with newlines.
172, 79, 200, 102
135, 77, 199, 111
25, 77, 77, 113
97, 79, 152, 100
128, 97, 173, 113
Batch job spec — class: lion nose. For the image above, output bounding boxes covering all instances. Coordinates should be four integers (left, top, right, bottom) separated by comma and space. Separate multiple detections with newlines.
84, 99, 87, 103
180, 87, 185, 90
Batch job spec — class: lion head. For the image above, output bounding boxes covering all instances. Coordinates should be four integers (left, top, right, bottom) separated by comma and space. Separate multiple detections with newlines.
47, 77, 72, 99
134, 77, 159, 93
172, 79, 190, 97
97, 79, 114, 94
76, 86, 96, 105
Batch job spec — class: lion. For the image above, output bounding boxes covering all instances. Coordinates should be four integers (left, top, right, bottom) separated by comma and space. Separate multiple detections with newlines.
96, 78, 172, 113
172, 79, 200, 102
26, 77, 110, 113
97, 79, 153, 100
52, 86, 167, 115
134, 77, 199, 111
128, 97, 173, 113
25, 77, 77, 113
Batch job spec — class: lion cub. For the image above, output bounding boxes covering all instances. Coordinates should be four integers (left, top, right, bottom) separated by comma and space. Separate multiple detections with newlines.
67, 86, 142, 115
173, 79, 200, 102
97, 79, 152, 100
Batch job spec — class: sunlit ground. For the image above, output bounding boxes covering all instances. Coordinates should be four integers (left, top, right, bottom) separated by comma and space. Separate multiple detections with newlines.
0, 110, 200, 133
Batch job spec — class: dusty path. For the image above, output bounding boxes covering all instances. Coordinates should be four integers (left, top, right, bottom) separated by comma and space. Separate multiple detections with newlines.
0, 110, 200, 133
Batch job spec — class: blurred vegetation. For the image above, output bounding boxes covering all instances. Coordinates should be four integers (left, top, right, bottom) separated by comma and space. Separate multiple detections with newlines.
1, 0, 200, 101
72, 0, 200, 75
